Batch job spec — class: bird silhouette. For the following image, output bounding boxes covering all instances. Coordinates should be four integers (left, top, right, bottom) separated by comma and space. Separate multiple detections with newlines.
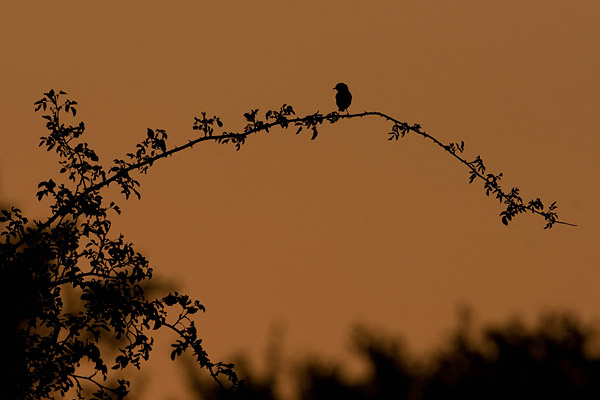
333, 83, 352, 113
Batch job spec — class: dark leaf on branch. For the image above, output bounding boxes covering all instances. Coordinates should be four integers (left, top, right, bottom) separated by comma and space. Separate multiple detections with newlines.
311, 127, 318, 140
244, 109, 259, 123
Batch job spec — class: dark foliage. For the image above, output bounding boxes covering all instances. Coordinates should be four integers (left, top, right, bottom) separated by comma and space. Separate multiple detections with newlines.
1, 91, 238, 399
190, 312, 600, 400
0, 89, 574, 399
424, 313, 600, 400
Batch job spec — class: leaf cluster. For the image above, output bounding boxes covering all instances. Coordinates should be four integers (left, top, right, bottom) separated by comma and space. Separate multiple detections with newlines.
2, 91, 240, 399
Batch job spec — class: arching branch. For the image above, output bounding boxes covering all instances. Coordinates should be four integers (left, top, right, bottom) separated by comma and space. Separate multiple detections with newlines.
30, 94, 576, 238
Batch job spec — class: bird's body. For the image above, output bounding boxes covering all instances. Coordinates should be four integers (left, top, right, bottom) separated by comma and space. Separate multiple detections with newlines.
334, 82, 352, 113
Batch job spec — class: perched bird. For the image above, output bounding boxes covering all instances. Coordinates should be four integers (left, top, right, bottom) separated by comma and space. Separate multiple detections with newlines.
333, 82, 352, 113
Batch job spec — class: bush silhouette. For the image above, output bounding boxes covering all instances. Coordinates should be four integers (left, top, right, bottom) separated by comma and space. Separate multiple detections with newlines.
188, 312, 600, 400
1, 90, 575, 399
424, 312, 600, 399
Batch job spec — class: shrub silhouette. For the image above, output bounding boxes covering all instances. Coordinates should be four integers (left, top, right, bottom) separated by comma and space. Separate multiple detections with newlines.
1, 89, 575, 399
188, 312, 600, 400
424, 312, 600, 399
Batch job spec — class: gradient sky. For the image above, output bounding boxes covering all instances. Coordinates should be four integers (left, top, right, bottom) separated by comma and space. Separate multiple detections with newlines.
2, 2, 599, 399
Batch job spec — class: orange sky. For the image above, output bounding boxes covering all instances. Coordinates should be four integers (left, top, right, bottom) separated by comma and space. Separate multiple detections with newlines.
2, 1, 600, 399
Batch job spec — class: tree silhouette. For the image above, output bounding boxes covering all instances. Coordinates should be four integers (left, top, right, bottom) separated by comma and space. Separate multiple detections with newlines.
423, 312, 600, 399
0, 89, 575, 399
188, 312, 600, 400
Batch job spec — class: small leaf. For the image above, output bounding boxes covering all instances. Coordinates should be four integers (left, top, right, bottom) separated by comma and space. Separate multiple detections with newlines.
311, 127, 318, 140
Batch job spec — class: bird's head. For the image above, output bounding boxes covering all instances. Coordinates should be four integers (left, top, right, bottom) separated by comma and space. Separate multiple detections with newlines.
333, 82, 348, 92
